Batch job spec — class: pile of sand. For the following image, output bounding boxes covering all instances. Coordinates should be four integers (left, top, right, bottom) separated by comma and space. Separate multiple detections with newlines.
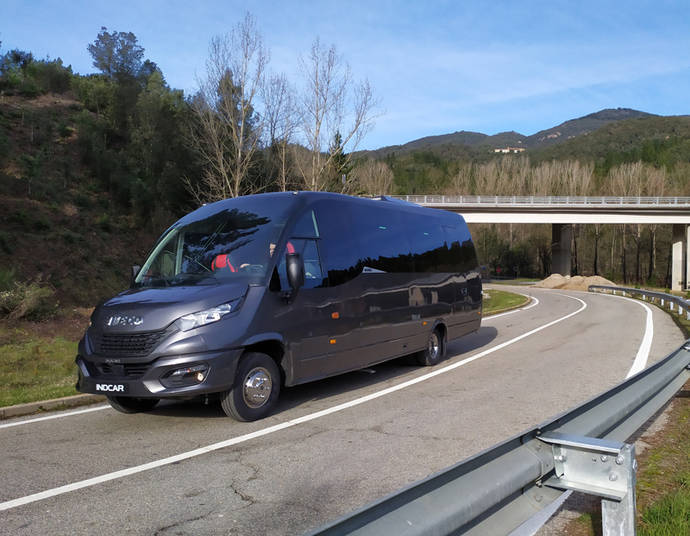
534, 274, 615, 291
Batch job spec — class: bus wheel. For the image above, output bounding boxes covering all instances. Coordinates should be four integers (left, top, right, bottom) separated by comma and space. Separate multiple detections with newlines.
417, 328, 444, 366
221, 352, 281, 421
107, 396, 159, 414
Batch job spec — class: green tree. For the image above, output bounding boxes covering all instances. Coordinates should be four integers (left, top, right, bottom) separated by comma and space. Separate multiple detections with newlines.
87, 27, 144, 82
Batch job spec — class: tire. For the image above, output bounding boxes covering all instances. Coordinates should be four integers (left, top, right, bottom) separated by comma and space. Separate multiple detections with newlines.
220, 352, 281, 421
107, 396, 160, 414
416, 328, 444, 366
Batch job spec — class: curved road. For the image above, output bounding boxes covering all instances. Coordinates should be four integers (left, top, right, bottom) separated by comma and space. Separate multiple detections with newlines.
0, 287, 684, 535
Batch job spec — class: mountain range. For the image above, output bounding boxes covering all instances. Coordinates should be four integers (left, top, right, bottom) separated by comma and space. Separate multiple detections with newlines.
367, 108, 661, 156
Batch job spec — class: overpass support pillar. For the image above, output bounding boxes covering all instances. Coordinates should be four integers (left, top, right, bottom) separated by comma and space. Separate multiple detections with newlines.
671, 224, 689, 291
552, 223, 572, 276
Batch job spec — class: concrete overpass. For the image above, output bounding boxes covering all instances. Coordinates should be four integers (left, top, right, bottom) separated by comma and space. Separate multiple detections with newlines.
394, 195, 690, 290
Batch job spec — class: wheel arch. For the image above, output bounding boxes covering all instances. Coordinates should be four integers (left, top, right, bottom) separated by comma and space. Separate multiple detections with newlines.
241, 334, 288, 385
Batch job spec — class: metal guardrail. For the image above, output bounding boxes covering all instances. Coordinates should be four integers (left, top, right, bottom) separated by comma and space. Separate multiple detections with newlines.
589, 285, 690, 320
394, 195, 690, 207
309, 294, 690, 536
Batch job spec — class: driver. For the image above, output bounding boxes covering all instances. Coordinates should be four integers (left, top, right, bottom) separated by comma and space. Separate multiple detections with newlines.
211, 254, 237, 272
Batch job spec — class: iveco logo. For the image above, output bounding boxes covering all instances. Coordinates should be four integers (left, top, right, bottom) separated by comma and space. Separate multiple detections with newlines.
106, 315, 143, 327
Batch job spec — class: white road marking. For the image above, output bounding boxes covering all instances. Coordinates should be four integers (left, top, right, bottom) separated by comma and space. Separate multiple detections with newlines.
604, 293, 654, 378
484, 294, 539, 320
3, 293, 540, 431
0, 405, 110, 430
0, 294, 587, 512
509, 290, 655, 536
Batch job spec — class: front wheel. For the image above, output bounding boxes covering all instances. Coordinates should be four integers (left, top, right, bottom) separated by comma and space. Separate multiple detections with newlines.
220, 352, 281, 421
416, 328, 444, 366
107, 396, 160, 414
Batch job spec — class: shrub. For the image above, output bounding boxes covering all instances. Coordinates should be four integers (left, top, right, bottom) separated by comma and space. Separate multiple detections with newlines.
58, 122, 72, 138
59, 229, 82, 244
0, 231, 12, 254
96, 213, 112, 232
0, 268, 16, 291
0, 280, 58, 320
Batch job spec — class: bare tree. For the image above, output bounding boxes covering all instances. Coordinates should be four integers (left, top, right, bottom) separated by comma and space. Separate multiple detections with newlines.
351, 159, 394, 195
295, 38, 376, 191
262, 72, 298, 191
447, 162, 474, 194
608, 162, 646, 282
646, 166, 667, 280
186, 13, 267, 202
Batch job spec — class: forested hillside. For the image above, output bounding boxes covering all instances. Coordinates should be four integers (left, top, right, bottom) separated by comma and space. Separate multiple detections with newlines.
1, 24, 688, 316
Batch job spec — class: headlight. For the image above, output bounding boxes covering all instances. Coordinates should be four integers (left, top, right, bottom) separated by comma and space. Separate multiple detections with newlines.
177, 298, 242, 331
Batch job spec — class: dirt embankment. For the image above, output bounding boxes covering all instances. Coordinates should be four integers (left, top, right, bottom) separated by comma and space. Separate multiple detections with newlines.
534, 274, 615, 291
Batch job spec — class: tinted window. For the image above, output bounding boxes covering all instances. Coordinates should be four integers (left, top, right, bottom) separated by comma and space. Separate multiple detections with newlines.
443, 224, 478, 273
405, 214, 449, 272
291, 210, 320, 238
348, 204, 413, 274
313, 201, 359, 286
314, 200, 415, 286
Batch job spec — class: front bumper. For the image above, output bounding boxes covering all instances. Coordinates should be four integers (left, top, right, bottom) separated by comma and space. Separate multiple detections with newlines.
76, 348, 243, 398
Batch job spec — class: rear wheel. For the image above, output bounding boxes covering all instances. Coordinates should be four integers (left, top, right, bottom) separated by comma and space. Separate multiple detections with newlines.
107, 396, 160, 414
220, 352, 281, 421
417, 328, 444, 366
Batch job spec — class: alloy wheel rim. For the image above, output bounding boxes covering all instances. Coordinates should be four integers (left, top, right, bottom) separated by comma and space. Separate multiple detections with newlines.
428, 332, 440, 359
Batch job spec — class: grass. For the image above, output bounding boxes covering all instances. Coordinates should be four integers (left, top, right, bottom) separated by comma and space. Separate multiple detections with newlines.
637, 393, 690, 535
489, 277, 541, 285
483, 288, 530, 315
0, 324, 78, 407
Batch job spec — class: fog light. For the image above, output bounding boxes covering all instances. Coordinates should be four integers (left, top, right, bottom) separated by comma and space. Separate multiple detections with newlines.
161, 364, 209, 388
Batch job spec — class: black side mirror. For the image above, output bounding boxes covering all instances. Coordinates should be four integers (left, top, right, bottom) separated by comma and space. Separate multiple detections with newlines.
132, 265, 141, 282
286, 253, 304, 291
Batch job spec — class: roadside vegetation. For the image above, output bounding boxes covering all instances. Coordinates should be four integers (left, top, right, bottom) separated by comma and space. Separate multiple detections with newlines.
570, 380, 690, 536
0, 323, 79, 406
482, 288, 529, 315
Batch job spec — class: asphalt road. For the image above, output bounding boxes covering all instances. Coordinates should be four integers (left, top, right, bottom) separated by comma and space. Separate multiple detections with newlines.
0, 287, 685, 536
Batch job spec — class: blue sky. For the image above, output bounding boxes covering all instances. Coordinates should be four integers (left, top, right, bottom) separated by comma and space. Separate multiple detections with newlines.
2, 0, 690, 150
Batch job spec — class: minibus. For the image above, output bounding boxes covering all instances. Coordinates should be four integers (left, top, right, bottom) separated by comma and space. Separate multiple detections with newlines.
76, 192, 482, 421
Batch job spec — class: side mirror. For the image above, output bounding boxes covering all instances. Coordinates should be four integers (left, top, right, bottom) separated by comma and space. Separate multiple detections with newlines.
132, 265, 141, 282
286, 253, 304, 291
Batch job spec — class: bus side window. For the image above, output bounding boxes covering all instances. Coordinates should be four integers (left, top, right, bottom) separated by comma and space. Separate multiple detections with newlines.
276, 238, 325, 290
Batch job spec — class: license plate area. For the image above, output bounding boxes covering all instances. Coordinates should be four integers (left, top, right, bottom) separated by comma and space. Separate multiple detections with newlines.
95, 383, 128, 394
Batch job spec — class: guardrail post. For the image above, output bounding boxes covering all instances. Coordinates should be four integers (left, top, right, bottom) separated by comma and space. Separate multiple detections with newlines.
539, 433, 637, 536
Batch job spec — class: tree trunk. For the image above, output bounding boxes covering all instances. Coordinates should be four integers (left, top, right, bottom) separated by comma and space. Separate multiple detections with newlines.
648, 226, 656, 282
621, 225, 628, 284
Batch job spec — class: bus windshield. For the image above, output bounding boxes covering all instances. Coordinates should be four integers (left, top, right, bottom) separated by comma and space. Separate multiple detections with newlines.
134, 200, 290, 288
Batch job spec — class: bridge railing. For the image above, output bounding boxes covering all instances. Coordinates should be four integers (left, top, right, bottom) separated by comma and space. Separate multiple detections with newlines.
308, 290, 690, 536
394, 195, 690, 207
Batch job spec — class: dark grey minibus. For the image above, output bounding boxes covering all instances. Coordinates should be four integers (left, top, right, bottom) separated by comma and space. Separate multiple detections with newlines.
76, 192, 482, 421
